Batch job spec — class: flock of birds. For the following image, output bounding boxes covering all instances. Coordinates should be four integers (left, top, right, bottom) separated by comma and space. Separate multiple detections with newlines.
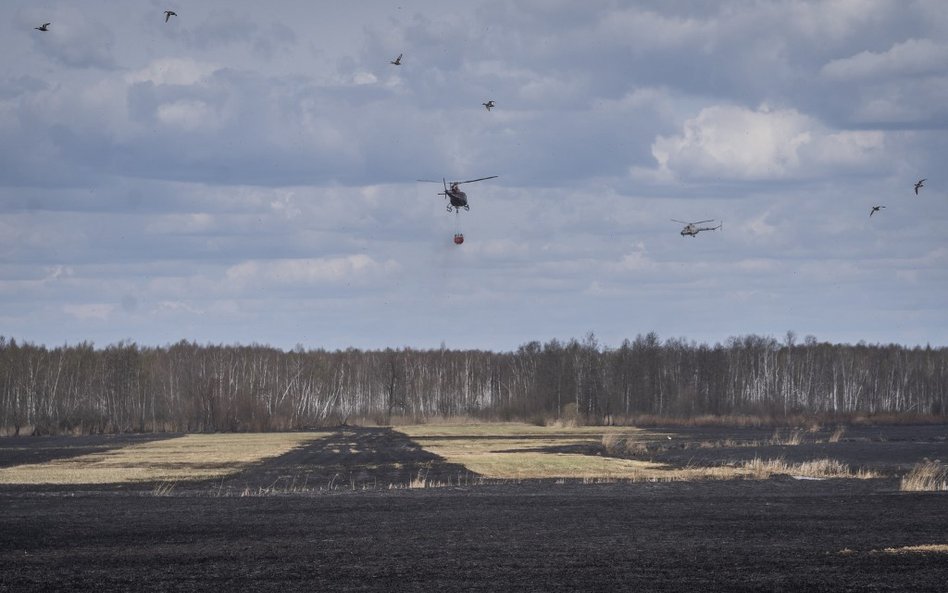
31, 10, 500, 247
37, 9, 177, 30
31, 13, 931, 238
869, 178, 926, 218
33, 14, 499, 129
388, 52, 495, 112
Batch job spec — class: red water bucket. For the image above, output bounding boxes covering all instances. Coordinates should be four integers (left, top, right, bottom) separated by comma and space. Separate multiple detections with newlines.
453, 233, 464, 245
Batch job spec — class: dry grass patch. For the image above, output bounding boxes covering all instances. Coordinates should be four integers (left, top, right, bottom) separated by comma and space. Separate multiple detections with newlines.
0, 432, 328, 485
397, 422, 676, 480
877, 544, 948, 555
900, 460, 948, 492
839, 544, 948, 557
742, 457, 878, 480
397, 423, 753, 481
397, 423, 885, 482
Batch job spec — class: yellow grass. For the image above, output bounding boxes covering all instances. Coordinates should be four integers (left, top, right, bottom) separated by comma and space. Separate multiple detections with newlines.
843, 544, 948, 556
0, 432, 328, 485
395, 423, 884, 482
741, 457, 878, 480
396, 422, 742, 481
900, 460, 948, 492
878, 544, 948, 555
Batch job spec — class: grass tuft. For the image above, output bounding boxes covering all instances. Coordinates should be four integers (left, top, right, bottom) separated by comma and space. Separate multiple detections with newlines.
828, 426, 846, 443
152, 480, 177, 496
742, 457, 877, 480
770, 428, 805, 446
409, 464, 431, 488
900, 460, 948, 492
878, 544, 948, 555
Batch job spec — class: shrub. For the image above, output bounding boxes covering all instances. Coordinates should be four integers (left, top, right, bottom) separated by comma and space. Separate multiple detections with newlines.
560, 403, 584, 427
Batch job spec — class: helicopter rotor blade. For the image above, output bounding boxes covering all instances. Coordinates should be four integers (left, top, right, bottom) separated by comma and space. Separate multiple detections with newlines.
454, 175, 498, 185
417, 179, 443, 183
693, 219, 715, 225
671, 219, 690, 224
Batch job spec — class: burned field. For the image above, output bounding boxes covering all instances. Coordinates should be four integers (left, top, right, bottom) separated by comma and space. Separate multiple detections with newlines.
1, 424, 946, 592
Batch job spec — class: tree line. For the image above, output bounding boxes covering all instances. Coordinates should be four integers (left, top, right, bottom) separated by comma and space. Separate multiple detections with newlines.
0, 333, 945, 435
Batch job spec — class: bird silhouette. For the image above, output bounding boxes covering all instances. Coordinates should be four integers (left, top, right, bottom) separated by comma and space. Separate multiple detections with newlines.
482, 100, 495, 111
870, 205, 885, 217
390, 53, 402, 66
164, 10, 177, 23
35, 23, 50, 32
914, 179, 926, 195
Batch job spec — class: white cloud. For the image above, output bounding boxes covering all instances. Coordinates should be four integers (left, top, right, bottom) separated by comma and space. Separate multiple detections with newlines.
785, 0, 894, 40
157, 100, 220, 129
145, 213, 217, 234
608, 243, 656, 273
597, 9, 714, 52
154, 301, 204, 315
125, 59, 218, 86
63, 303, 114, 321
43, 265, 74, 282
651, 104, 886, 180
225, 255, 400, 287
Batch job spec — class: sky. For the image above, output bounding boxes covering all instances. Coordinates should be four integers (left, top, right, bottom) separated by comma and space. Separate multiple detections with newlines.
1, 0, 946, 351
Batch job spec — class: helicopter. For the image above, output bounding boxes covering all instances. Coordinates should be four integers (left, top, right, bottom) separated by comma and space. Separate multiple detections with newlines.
418, 176, 498, 244
672, 219, 722, 237
419, 176, 498, 213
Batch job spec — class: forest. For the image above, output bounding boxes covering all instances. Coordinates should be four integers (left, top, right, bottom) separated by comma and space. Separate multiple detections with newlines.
0, 333, 945, 435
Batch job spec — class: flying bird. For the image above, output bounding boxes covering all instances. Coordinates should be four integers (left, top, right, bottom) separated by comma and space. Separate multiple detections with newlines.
914, 178, 926, 195
164, 10, 177, 22
870, 205, 885, 217
482, 100, 495, 111
35, 23, 50, 32
390, 53, 402, 66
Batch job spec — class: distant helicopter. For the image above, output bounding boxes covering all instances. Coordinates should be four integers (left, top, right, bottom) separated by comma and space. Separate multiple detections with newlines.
418, 176, 498, 244
419, 176, 498, 213
672, 219, 722, 237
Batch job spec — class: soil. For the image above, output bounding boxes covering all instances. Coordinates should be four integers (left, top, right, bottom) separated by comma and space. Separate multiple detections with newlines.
1, 425, 946, 592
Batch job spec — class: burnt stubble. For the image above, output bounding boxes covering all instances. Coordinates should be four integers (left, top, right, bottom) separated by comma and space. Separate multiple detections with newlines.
1, 426, 946, 592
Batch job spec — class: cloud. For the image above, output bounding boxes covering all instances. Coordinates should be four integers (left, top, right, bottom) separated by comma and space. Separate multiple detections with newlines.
1, 0, 946, 350
821, 38, 948, 81
156, 99, 221, 129
650, 104, 886, 181
817, 38, 948, 126
26, 9, 116, 69
158, 9, 297, 59
63, 303, 114, 321
225, 255, 401, 287
125, 58, 219, 86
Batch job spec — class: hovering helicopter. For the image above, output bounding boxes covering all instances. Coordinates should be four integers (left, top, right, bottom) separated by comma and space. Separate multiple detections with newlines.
418, 176, 498, 244
672, 219, 722, 237
419, 176, 498, 213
